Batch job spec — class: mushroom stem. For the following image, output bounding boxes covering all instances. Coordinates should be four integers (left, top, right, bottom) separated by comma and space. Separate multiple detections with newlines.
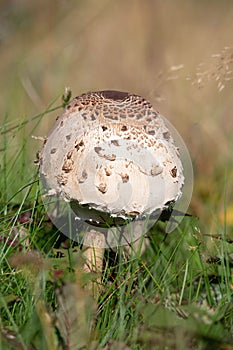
82, 229, 105, 298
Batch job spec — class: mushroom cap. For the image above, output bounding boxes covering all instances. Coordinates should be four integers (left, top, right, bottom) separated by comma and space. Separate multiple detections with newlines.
40, 90, 184, 226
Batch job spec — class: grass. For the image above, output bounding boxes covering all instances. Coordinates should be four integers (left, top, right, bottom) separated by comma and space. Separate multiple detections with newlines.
0, 103, 233, 350
1, 2, 233, 348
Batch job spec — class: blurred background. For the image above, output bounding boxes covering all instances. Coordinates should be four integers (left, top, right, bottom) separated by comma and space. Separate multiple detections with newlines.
0, 0, 233, 230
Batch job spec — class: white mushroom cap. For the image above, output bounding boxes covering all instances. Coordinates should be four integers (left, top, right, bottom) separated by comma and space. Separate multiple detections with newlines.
40, 91, 185, 243
40, 91, 184, 217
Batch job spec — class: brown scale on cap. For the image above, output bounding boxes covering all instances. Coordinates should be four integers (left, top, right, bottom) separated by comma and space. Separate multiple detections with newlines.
65, 90, 158, 130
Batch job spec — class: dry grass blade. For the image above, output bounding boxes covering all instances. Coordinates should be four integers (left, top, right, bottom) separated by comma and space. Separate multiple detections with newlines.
55, 280, 97, 350
35, 300, 58, 350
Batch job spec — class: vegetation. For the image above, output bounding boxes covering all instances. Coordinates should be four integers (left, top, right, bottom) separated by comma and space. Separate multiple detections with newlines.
1, 1, 233, 349
1, 93, 233, 350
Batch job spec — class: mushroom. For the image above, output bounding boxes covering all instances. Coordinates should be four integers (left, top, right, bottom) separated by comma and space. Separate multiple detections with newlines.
39, 90, 185, 296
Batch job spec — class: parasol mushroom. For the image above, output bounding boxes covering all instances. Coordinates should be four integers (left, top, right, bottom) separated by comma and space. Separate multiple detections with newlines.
39, 90, 186, 296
